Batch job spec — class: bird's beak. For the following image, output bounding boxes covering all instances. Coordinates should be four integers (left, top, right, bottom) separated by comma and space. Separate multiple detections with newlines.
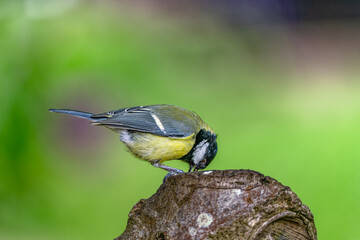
188, 164, 195, 172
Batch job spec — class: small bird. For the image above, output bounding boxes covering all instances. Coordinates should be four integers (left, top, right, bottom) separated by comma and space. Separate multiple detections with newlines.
49, 104, 217, 173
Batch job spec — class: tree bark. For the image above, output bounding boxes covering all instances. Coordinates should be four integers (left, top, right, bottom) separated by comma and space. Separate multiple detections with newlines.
115, 170, 317, 240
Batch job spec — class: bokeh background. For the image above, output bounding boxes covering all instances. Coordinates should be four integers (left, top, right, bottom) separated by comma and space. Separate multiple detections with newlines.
1, 0, 360, 239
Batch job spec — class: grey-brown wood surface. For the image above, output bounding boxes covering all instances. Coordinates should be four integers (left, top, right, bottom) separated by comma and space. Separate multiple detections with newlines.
116, 170, 317, 240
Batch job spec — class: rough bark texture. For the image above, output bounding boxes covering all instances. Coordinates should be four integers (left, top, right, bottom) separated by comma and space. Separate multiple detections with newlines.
116, 170, 317, 240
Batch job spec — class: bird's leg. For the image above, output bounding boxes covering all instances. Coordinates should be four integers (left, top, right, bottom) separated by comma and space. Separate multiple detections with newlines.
152, 162, 184, 174
152, 162, 184, 183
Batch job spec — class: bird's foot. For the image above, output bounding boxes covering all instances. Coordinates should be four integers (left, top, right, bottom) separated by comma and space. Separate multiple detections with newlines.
162, 170, 184, 183
152, 162, 184, 183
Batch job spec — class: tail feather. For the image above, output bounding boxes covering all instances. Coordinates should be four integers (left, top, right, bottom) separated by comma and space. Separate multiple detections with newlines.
49, 109, 94, 120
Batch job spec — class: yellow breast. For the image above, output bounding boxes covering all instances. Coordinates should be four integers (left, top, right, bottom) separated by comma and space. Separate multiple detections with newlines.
123, 132, 196, 163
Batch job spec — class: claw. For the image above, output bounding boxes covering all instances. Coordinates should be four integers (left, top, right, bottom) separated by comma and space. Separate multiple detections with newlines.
162, 171, 183, 183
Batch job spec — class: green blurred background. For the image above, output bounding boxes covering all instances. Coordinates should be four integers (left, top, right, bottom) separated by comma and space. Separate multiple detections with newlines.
1, 1, 360, 239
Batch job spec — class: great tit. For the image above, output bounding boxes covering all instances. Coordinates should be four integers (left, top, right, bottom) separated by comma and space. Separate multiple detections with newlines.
49, 104, 217, 173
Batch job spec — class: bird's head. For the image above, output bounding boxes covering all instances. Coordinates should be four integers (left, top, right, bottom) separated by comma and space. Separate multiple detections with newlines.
184, 129, 218, 172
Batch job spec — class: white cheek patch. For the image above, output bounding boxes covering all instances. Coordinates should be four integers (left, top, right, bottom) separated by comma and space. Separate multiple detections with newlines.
151, 113, 166, 134
120, 130, 132, 143
192, 140, 210, 164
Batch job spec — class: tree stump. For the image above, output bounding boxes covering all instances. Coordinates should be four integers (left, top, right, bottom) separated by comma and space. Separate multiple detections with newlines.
115, 170, 317, 240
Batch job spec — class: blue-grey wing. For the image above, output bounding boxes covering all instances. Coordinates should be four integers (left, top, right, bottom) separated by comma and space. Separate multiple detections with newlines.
92, 105, 199, 137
